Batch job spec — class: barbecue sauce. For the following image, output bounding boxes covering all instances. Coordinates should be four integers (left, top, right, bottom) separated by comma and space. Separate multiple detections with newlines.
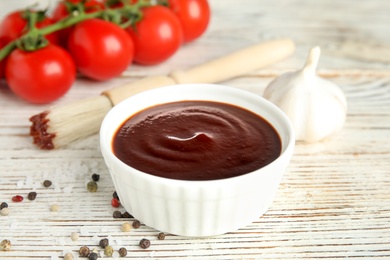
113, 101, 281, 181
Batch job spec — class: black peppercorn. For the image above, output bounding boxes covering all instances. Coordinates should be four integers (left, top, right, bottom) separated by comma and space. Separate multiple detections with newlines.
118, 247, 127, 257
157, 232, 166, 240
112, 191, 120, 201
99, 238, 109, 248
27, 192, 37, 201
92, 173, 100, 182
113, 210, 122, 218
122, 211, 133, 218
43, 180, 52, 187
79, 246, 90, 257
88, 252, 98, 260
139, 238, 151, 249
0, 202, 8, 210
132, 220, 141, 229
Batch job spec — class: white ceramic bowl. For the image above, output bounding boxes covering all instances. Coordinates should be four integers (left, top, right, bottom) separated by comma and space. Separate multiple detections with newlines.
100, 84, 295, 237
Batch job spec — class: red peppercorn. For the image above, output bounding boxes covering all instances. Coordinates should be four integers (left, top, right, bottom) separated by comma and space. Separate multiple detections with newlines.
12, 195, 24, 202
111, 198, 120, 208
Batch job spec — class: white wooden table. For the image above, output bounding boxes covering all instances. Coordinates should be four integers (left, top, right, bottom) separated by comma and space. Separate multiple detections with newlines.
1, 0, 390, 259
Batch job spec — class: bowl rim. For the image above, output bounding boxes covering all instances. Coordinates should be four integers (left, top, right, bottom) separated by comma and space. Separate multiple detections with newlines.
100, 83, 295, 186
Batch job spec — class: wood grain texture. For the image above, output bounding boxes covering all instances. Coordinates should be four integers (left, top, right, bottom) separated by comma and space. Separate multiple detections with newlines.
1, 0, 390, 259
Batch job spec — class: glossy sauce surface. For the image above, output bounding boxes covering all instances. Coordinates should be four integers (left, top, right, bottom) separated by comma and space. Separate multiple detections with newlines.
113, 101, 281, 181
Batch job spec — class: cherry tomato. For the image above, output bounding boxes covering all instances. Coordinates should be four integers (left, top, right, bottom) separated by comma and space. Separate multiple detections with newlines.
67, 19, 134, 81
0, 10, 59, 45
168, 0, 210, 43
52, 0, 105, 48
5, 44, 76, 104
126, 5, 183, 65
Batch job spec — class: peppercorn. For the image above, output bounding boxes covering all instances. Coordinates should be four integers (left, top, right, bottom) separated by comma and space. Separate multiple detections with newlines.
88, 252, 98, 260
92, 173, 100, 182
0, 207, 10, 216
121, 222, 132, 232
157, 232, 166, 240
118, 247, 127, 257
70, 232, 79, 241
113, 210, 122, 218
0, 202, 8, 210
79, 246, 90, 257
111, 198, 120, 207
50, 204, 60, 212
87, 181, 98, 192
99, 238, 109, 248
112, 191, 119, 200
139, 238, 151, 249
104, 245, 114, 257
27, 191, 37, 201
43, 180, 52, 187
132, 220, 141, 229
0, 239, 11, 251
122, 211, 133, 218
64, 252, 74, 260
12, 195, 23, 202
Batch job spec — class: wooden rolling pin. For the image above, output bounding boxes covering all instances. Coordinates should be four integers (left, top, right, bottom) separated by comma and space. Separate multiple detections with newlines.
29, 38, 295, 150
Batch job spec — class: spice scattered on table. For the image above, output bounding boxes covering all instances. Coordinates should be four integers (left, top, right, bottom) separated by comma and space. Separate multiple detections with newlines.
0, 202, 8, 210
50, 204, 60, 212
112, 191, 120, 201
70, 232, 79, 241
79, 246, 90, 257
122, 211, 133, 218
118, 247, 127, 257
99, 238, 109, 248
27, 191, 37, 200
0, 207, 10, 216
87, 181, 98, 192
88, 252, 99, 260
92, 173, 100, 182
111, 197, 120, 207
121, 222, 132, 232
43, 180, 52, 187
157, 232, 166, 240
64, 252, 74, 260
104, 245, 114, 257
12, 195, 23, 202
132, 220, 141, 229
139, 238, 151, 249
113, 210, 122, 218
0, 239, 11, 251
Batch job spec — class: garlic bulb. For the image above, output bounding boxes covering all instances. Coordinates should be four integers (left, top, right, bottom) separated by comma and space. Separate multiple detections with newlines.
263, 47, 347, 142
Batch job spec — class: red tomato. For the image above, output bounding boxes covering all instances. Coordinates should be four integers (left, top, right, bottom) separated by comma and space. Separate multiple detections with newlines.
168, 0, 210, 43
5, 44, 76, 104
0, 10, 59, 45
126, 6, 183, 65
67, 19, 134, 81
52, 0, 104, 48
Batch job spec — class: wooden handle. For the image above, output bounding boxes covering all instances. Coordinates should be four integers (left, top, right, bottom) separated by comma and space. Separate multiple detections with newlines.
104, 38, 295, 105
170, 38, 295, 84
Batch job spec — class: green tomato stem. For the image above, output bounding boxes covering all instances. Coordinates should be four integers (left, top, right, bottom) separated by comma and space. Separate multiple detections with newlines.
0, 0, 152, 62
